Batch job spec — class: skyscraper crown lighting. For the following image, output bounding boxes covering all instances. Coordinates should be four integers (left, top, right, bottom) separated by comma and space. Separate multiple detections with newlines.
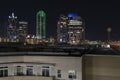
68, 13, 78, 17
36, 10, 46, 39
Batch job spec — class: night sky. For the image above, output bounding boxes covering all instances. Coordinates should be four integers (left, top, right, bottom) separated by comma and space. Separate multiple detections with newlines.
0, 0, 120, 41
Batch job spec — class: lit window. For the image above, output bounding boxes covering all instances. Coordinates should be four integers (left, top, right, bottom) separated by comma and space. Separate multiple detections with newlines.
57, 70, 61, 78
68, 70, 76, 79
0, 67, 8, 77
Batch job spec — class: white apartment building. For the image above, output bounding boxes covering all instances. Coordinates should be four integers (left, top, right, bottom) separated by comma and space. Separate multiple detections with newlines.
0, 52, 82, 80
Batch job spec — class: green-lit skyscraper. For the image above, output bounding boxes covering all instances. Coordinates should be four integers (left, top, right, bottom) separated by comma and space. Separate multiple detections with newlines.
36, 10, 46, 39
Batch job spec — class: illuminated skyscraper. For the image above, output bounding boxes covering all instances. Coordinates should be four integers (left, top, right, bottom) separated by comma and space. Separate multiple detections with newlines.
7, 12, 17, 39
18, 21, 28, 42
57, 13, 85, 45
57, 15, 68, 43
67, 13, 84, 45
36, 10, 46, 39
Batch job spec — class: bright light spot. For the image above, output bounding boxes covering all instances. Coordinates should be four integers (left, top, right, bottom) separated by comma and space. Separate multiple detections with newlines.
60, 39, 62, 42
27, 35, 30, 38
68, 13, 78, 17
60, 25, 63, 28
101, 44, 110, 48
13, 36, 17, 39
73, 40, 76, 43
32, 35, 35, 38
77, 31, 80, 33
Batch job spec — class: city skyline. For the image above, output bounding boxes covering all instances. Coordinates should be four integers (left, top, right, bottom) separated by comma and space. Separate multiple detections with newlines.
0, 0, 120, 41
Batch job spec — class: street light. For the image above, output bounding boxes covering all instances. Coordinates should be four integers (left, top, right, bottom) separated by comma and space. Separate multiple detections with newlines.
107, 27, 112, 41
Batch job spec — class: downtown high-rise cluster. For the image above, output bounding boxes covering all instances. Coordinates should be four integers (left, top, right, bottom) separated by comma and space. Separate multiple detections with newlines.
35, 11, 85, 45
7, 13, 28, 42
1, 10, 85, 45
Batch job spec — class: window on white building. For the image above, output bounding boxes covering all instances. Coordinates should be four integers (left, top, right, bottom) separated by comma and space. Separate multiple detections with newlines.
42, 66, 50, 77
68, 70, 76, 79
16, 66, 24, 76
57, 70, 61, 78
26, 66, 33, 76
0, 67, 8, 77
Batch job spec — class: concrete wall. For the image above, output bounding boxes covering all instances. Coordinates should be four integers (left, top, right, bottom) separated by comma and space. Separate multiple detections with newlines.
0, 76, 53, 80
83, 55, 120, 80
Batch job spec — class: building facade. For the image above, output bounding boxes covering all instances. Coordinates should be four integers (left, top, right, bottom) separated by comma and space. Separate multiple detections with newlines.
83, 55, 120, 80
7, 13, 17, 39
57, 15, 68, 43
18, 21, 28, 42
0, 45, 119, 80
0, 52, 82, 80
67, 14, 84, 45
57, 13, 85, 45
36, 10, 46, 39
